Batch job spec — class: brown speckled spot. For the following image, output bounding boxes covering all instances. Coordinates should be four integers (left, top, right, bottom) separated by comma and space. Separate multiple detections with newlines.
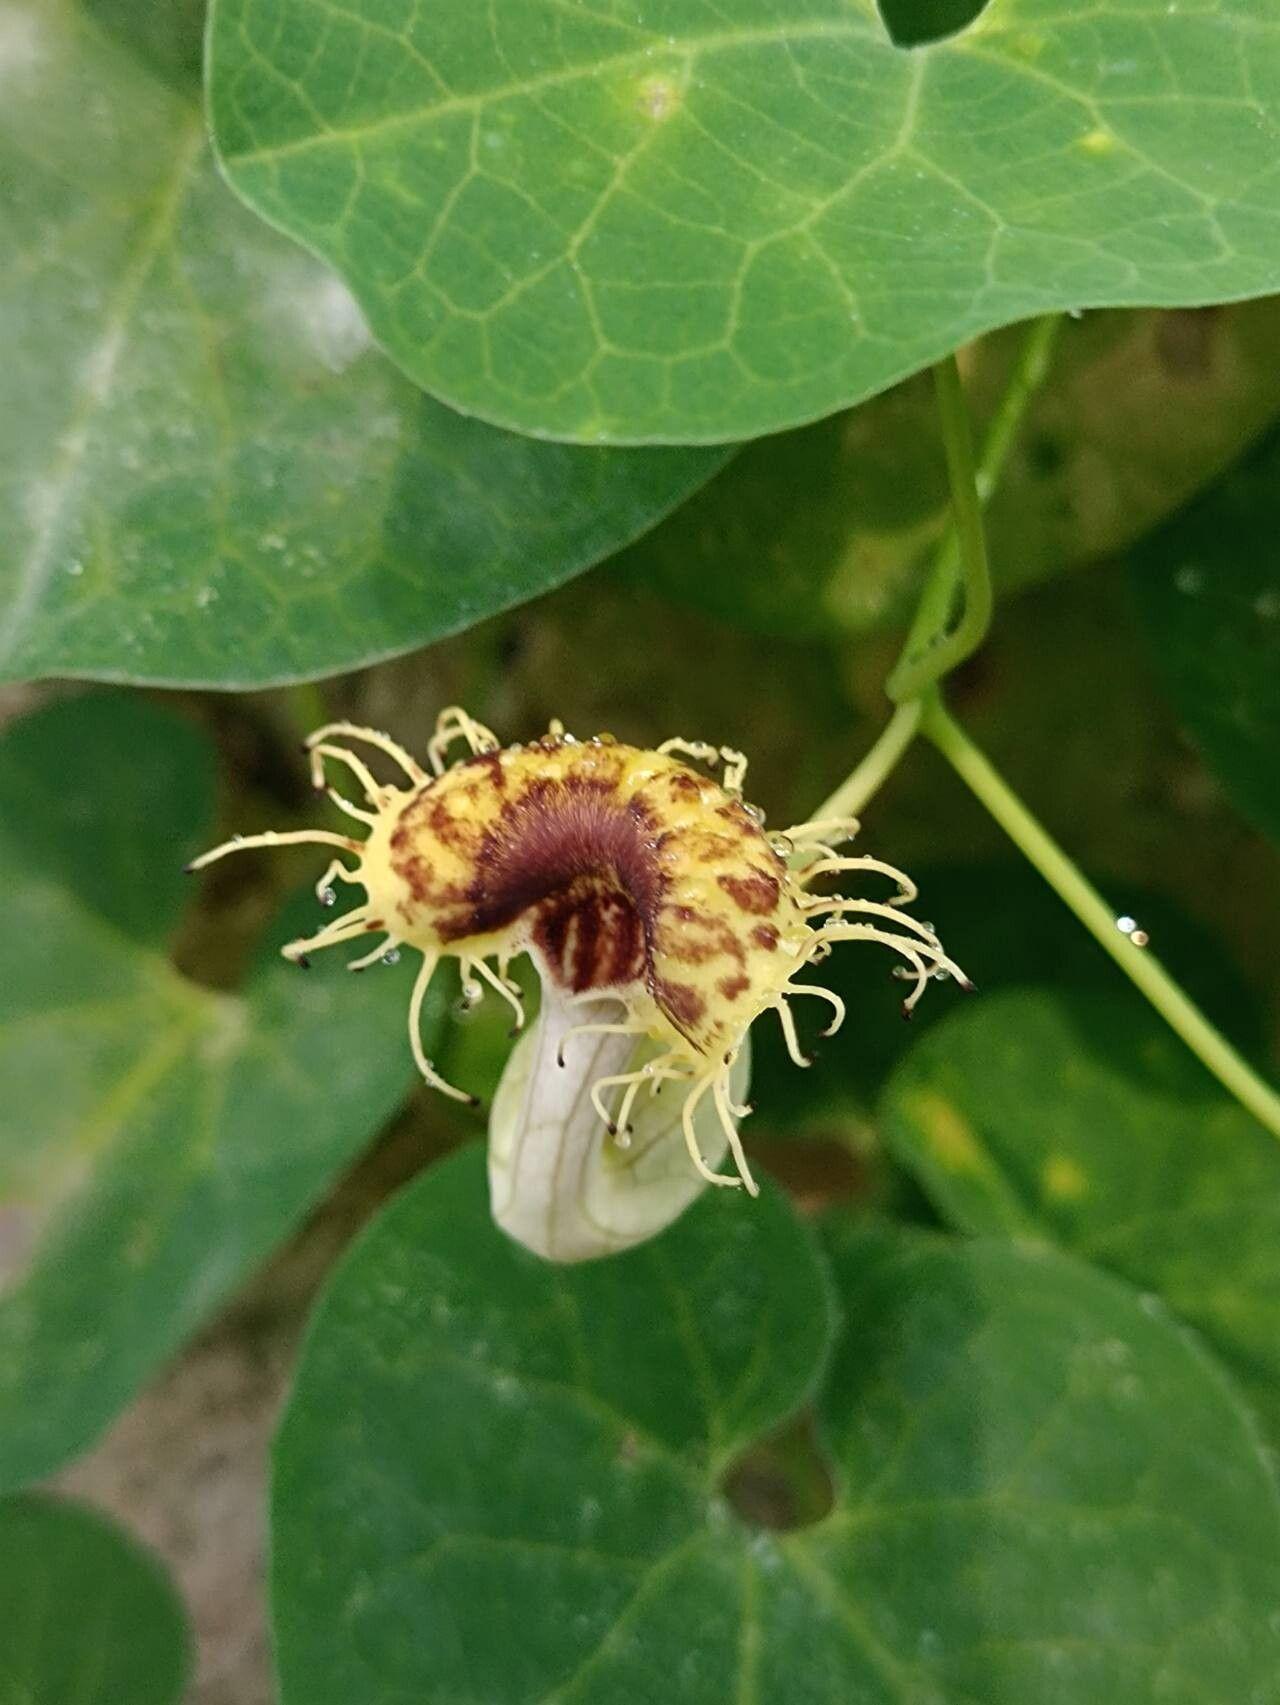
718, 870, 780, 915
717, 973, 750, 1001
427, 794, 473, 851
716, 803, 753, 832
653, 977, 705, 1035
751, 924, 779, 951
667, 771, 704, 799
662, 906, 746, 967
458, 748, 508, 791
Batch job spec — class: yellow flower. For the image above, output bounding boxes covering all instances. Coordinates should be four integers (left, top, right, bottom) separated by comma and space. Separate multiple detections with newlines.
189, 707, 968, 1255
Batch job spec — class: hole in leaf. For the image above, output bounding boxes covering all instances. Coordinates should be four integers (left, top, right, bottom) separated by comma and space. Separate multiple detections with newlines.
878, 0, 990, 47
721, 1410, 836, 1532
1026, 431, 1066, 478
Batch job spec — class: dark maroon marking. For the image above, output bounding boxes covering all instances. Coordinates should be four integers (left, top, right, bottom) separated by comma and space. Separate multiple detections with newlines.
652, 978, 705, 1031
718, 870, 780, 915
443, 775, 661, 939
666, 771, 704, 798
751, 923, 780, 951
419, 774, 669, 1006
455, 748, 509, 791
529, 883, 648, 993
717, 973, 750, 1001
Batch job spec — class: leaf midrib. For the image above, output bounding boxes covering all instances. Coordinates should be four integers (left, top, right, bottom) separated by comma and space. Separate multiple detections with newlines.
0, 113, 207, 667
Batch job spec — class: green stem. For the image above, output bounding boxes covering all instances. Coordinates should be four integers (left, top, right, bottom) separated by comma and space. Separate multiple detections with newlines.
281, 681, 329, 740
887, 316, 1061, 703
923, 695, 1280, 1142
808, 699, 923, 825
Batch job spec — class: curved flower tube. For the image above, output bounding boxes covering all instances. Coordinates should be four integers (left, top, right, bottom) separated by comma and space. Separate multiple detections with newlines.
188, 708, 969, 1257
489, 985, 751, 1262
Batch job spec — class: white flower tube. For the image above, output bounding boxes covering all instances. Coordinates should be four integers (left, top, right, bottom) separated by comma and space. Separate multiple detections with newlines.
488, 985, 751, 1263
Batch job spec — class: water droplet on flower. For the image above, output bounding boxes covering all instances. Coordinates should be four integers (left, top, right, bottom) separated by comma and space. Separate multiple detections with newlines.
382, 948, 401, 966
318, 886, 337, 907
614, 1129, 632, 1150
768, 833, 794, 857
743, 801, 767, 825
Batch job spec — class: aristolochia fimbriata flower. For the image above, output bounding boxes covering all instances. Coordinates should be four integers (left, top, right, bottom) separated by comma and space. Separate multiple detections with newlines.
189, 708, 969, 1261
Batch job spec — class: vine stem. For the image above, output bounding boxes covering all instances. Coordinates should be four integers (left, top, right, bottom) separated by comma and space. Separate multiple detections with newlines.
808, 699, 923, 824
922, 694, 1280, 1142
887, 315, 1061, 703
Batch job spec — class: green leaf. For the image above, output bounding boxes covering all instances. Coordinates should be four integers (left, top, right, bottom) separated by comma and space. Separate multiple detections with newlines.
1130, 425, 1280, 843
813, 1221, 1280, 1704
881, 984, 1280, 1444
0, 1, 725, 689
272, 1144, 1280, 1702
0, 1495, 190, 1704
0, 694, 428, 1490
210, 0, 1280, 443
619, 304, 1280, 639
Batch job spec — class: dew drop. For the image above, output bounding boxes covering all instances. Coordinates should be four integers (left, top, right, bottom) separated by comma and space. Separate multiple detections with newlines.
768, 833, 794, 857
318, 886, 337, 908
743, 801, 767, 825
382, 948, 401, 966
1116, 915, 1150, 948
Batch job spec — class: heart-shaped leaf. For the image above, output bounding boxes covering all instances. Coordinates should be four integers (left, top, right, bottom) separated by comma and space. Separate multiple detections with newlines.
0, 694, 429, 1490
1130, 426, 1280, 843
881, 985, 1280, 1444
210, 0, 1280, 443
0, 1494, 190, 1705
271, 1144, 1280, 1702
0, 0, 725, 688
